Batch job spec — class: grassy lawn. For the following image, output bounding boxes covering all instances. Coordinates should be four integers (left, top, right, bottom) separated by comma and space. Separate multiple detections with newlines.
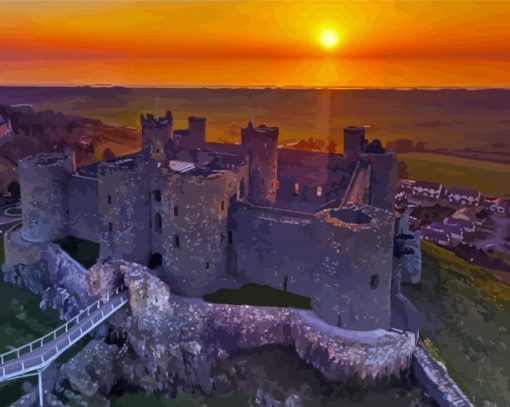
0, 238, 62, 404
55, 235, 100, 269
403, 241, 510, 406
204, 283, 311, 309
400, 153, 510, 196
4, 206, 21, 216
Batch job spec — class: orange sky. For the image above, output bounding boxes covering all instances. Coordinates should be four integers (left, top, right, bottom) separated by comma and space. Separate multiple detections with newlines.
1, 1, 510, 86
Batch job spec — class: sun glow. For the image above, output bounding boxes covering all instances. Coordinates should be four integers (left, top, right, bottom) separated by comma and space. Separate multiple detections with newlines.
319, 29, 339, 49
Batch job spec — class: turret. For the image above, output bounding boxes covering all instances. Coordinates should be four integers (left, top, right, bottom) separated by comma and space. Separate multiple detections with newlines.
188, 116, 206, 147
343, 126, 367, 161
141, 111, 173, 161
241, 122, 278, 206
18, 149, 75, 242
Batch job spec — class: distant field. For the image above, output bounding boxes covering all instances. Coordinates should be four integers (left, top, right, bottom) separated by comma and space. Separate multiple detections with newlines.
2, 87, 510, 153
400, 152, 510, 196
404, 241, 510, 406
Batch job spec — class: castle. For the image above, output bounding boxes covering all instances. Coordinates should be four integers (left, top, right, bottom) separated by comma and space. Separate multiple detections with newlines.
6, 111, 421, 332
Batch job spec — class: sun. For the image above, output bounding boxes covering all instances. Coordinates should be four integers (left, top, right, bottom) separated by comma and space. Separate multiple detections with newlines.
319, 29, 339, 49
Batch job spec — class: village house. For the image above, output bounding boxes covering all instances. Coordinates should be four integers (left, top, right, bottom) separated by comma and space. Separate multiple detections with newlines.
443, 216, 476, 233
485, 196, 510, 217
420, 227, 451, 246
411, 180, 443, 200
430, 221, 464, 241
446, 186, 481, 206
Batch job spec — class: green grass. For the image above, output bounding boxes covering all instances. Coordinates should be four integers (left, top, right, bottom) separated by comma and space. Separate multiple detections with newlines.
5, 206, 22, 216
55, 235, 100, 269
0, 238, 63, 404
400, 152, 510, 196
204, 283, 312, 309
403, 241, 510, 407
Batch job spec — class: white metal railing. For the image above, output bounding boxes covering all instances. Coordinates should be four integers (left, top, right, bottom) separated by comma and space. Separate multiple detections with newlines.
0, 284, 128, 381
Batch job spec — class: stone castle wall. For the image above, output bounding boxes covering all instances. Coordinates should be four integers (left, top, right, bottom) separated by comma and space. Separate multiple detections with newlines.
232, 203, 395, 330
98, 158, 151, 264
155, 162, 249, 295
18, 149, 75, 242
68, 174, 100, 243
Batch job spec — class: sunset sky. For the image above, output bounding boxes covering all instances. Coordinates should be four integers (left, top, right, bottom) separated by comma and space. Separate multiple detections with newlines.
1, 0, 510, 87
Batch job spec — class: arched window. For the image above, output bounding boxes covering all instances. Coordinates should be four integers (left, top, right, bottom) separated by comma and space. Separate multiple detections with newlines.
294, 182, 300, 197
153, 190, 162, 202
174, 234, 180, 248
107, 195, 112, 205
154, 213, 162, 233
148, 253, 163, 269
316, 186, 323, 197
174, 206, 179, 216
228, 230, 233, 244
221, 200, 225, 211
206, 262, 210, 270
108, 222, 113, 232
370, 275, 379, 289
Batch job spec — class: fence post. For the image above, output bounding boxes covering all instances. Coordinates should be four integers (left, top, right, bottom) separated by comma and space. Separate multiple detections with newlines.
38, 369, 43, 407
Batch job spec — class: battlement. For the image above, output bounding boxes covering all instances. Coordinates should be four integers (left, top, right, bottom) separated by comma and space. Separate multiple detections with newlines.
19, 148, 75, 172
140, 111, 173, 129
241, 121, 279, 141
97, 156, 142, 177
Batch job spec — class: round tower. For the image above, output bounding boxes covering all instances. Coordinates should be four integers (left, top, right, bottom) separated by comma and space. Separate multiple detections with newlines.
141, 111, 173, 161
241, 122, 278, 206
18, 149, 75, 242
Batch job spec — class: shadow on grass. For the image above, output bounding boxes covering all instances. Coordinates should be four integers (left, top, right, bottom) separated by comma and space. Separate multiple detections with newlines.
55, 236, 99, 269
204, 284, 311, 309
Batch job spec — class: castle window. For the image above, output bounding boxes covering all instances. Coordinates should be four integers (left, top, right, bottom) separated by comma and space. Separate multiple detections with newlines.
206, 262, 210, 270
228, 230, 233, 244
370, 275, 379, 289
153, 190, 162, 202
174, 206, 179, 216
174, 235, 180, 248
316, 186, 323, 197
294, 182, 300, 197
108, 222, 113, 232
239, 179, 245, 198
154, 213, 162, 233
107, 195, 112, 205
221, 200, 225, 211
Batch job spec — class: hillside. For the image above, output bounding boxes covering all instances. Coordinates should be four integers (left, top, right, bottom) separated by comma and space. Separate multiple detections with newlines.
404, 241, 510, 406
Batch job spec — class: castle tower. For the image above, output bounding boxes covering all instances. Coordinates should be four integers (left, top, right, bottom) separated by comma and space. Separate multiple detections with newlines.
18, 149, 75, 242
188, 116, 206, 147
241, 122, 278, 206
141, 111, 173, 161
343, 126, 367, 161
97, 157, 151, 264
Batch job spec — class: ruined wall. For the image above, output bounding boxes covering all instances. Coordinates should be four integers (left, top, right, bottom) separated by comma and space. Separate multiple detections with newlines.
276, 149, 353, 210
18, 150, 75, 242
141, 112, 173, 161
68, 175, 100, 243
98, 158, 151, 264
232, 203, 395, 331
155, 162, 249, 296
241, 123, 278, 206
111, 262, 416, 395
362, 152, 397, 212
